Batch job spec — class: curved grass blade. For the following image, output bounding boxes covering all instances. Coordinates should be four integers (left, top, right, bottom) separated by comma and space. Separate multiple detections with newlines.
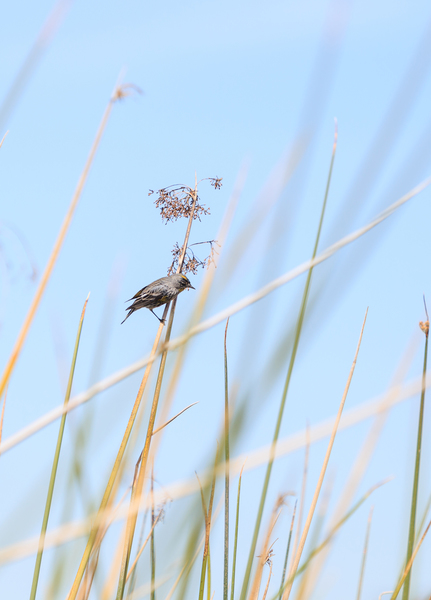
29, 295, 89, 600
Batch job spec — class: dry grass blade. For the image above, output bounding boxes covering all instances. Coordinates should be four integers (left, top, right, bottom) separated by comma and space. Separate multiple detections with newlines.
300, 336, 418, 595
289, 427, 309, 577
198, 450, 218, 600
125, 510, 163, 583
151, 402, 199, 436
278, 501, 297, 600
0, 76, 126, 402
391, 519, 431, 599
249, 505, 281, 600
0, 130, 9, 148
282, 308, 368, 599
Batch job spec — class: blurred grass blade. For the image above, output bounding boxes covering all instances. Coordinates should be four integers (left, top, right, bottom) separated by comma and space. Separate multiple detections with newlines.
224, 319, 230, 600
29, 295, 89, 600
269, 479, 388, 600
0, 78, 124, 402
230, 464, 244, 600
151, 468, 156, 600
283, 309, 367, 600
0, 0, 73, 130
356, 506, 373, 600
278, 501, 297, 600
401, 313, 429, 600
198, 452, 217, 600
289, 428, 309, 576
0, 383, 8, 445
67, 319, 166, 600
239, 123, 338, 600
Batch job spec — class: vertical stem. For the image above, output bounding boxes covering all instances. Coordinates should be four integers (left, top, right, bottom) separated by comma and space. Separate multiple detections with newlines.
283, 309, 367, 599
116, 182, 199, 600
223, 319, 230, 600
230, 466, 244, 600
30, 296, 89, 600
402, 331, 428, 600
278, 501, 297, 600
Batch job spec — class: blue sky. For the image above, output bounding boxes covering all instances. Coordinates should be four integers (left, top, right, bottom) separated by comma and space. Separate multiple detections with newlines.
1, 0, 431, 598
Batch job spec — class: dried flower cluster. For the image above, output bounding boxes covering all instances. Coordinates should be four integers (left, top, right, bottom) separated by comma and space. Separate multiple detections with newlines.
149, 178, 222, 224
168, 240, 220, 276
149, 186, 208, 224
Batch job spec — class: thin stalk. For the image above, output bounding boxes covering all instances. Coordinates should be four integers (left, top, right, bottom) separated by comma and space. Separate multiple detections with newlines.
402, 314, 428, 600
278, 501, 297, 600
239, 123, 338, 600
224, 319, 230, 600
115, 182, 199, 600
230, 465, 245, 600
282, 309, 367, 600
0, 79, 124, 401
29, 295, 89, 600
67, 316, 166, 600
198, 452, 218, 600
392, 519, 431, 599
126, 510, 163, 583
356, 506, 373, 600
289, 428, 309, 575
207, 546, 212, 600
151, 468, 156, 600
268, 479, 388, 600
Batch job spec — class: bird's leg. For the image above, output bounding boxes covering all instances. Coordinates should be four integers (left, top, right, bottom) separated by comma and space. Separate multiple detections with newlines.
151, 309, 165, 324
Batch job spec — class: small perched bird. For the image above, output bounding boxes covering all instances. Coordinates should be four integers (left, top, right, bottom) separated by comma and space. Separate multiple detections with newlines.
122, 273, 195, 324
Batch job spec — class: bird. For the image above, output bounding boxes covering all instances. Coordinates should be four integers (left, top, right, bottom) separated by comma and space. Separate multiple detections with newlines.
121, 273, 195, 324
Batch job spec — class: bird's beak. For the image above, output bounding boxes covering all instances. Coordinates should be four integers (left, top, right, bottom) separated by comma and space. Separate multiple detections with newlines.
189, 285, 195, 290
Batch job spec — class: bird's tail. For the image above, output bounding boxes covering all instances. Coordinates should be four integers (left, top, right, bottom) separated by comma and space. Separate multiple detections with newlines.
121, 308, 134, 324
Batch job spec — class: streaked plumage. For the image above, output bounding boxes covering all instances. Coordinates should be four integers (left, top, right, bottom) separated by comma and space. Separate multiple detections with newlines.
122, 274, 195, 324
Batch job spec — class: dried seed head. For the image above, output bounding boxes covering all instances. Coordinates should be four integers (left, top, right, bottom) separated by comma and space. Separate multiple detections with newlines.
149, 185, 210, 224
168, 240, 219, 276
419, 320, 429, 337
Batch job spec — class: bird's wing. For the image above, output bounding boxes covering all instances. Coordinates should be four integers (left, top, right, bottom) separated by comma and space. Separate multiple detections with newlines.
126, 277, 169, 302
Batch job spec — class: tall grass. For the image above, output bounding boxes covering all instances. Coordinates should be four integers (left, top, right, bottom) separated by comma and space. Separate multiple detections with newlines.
1, 44, 431, 600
